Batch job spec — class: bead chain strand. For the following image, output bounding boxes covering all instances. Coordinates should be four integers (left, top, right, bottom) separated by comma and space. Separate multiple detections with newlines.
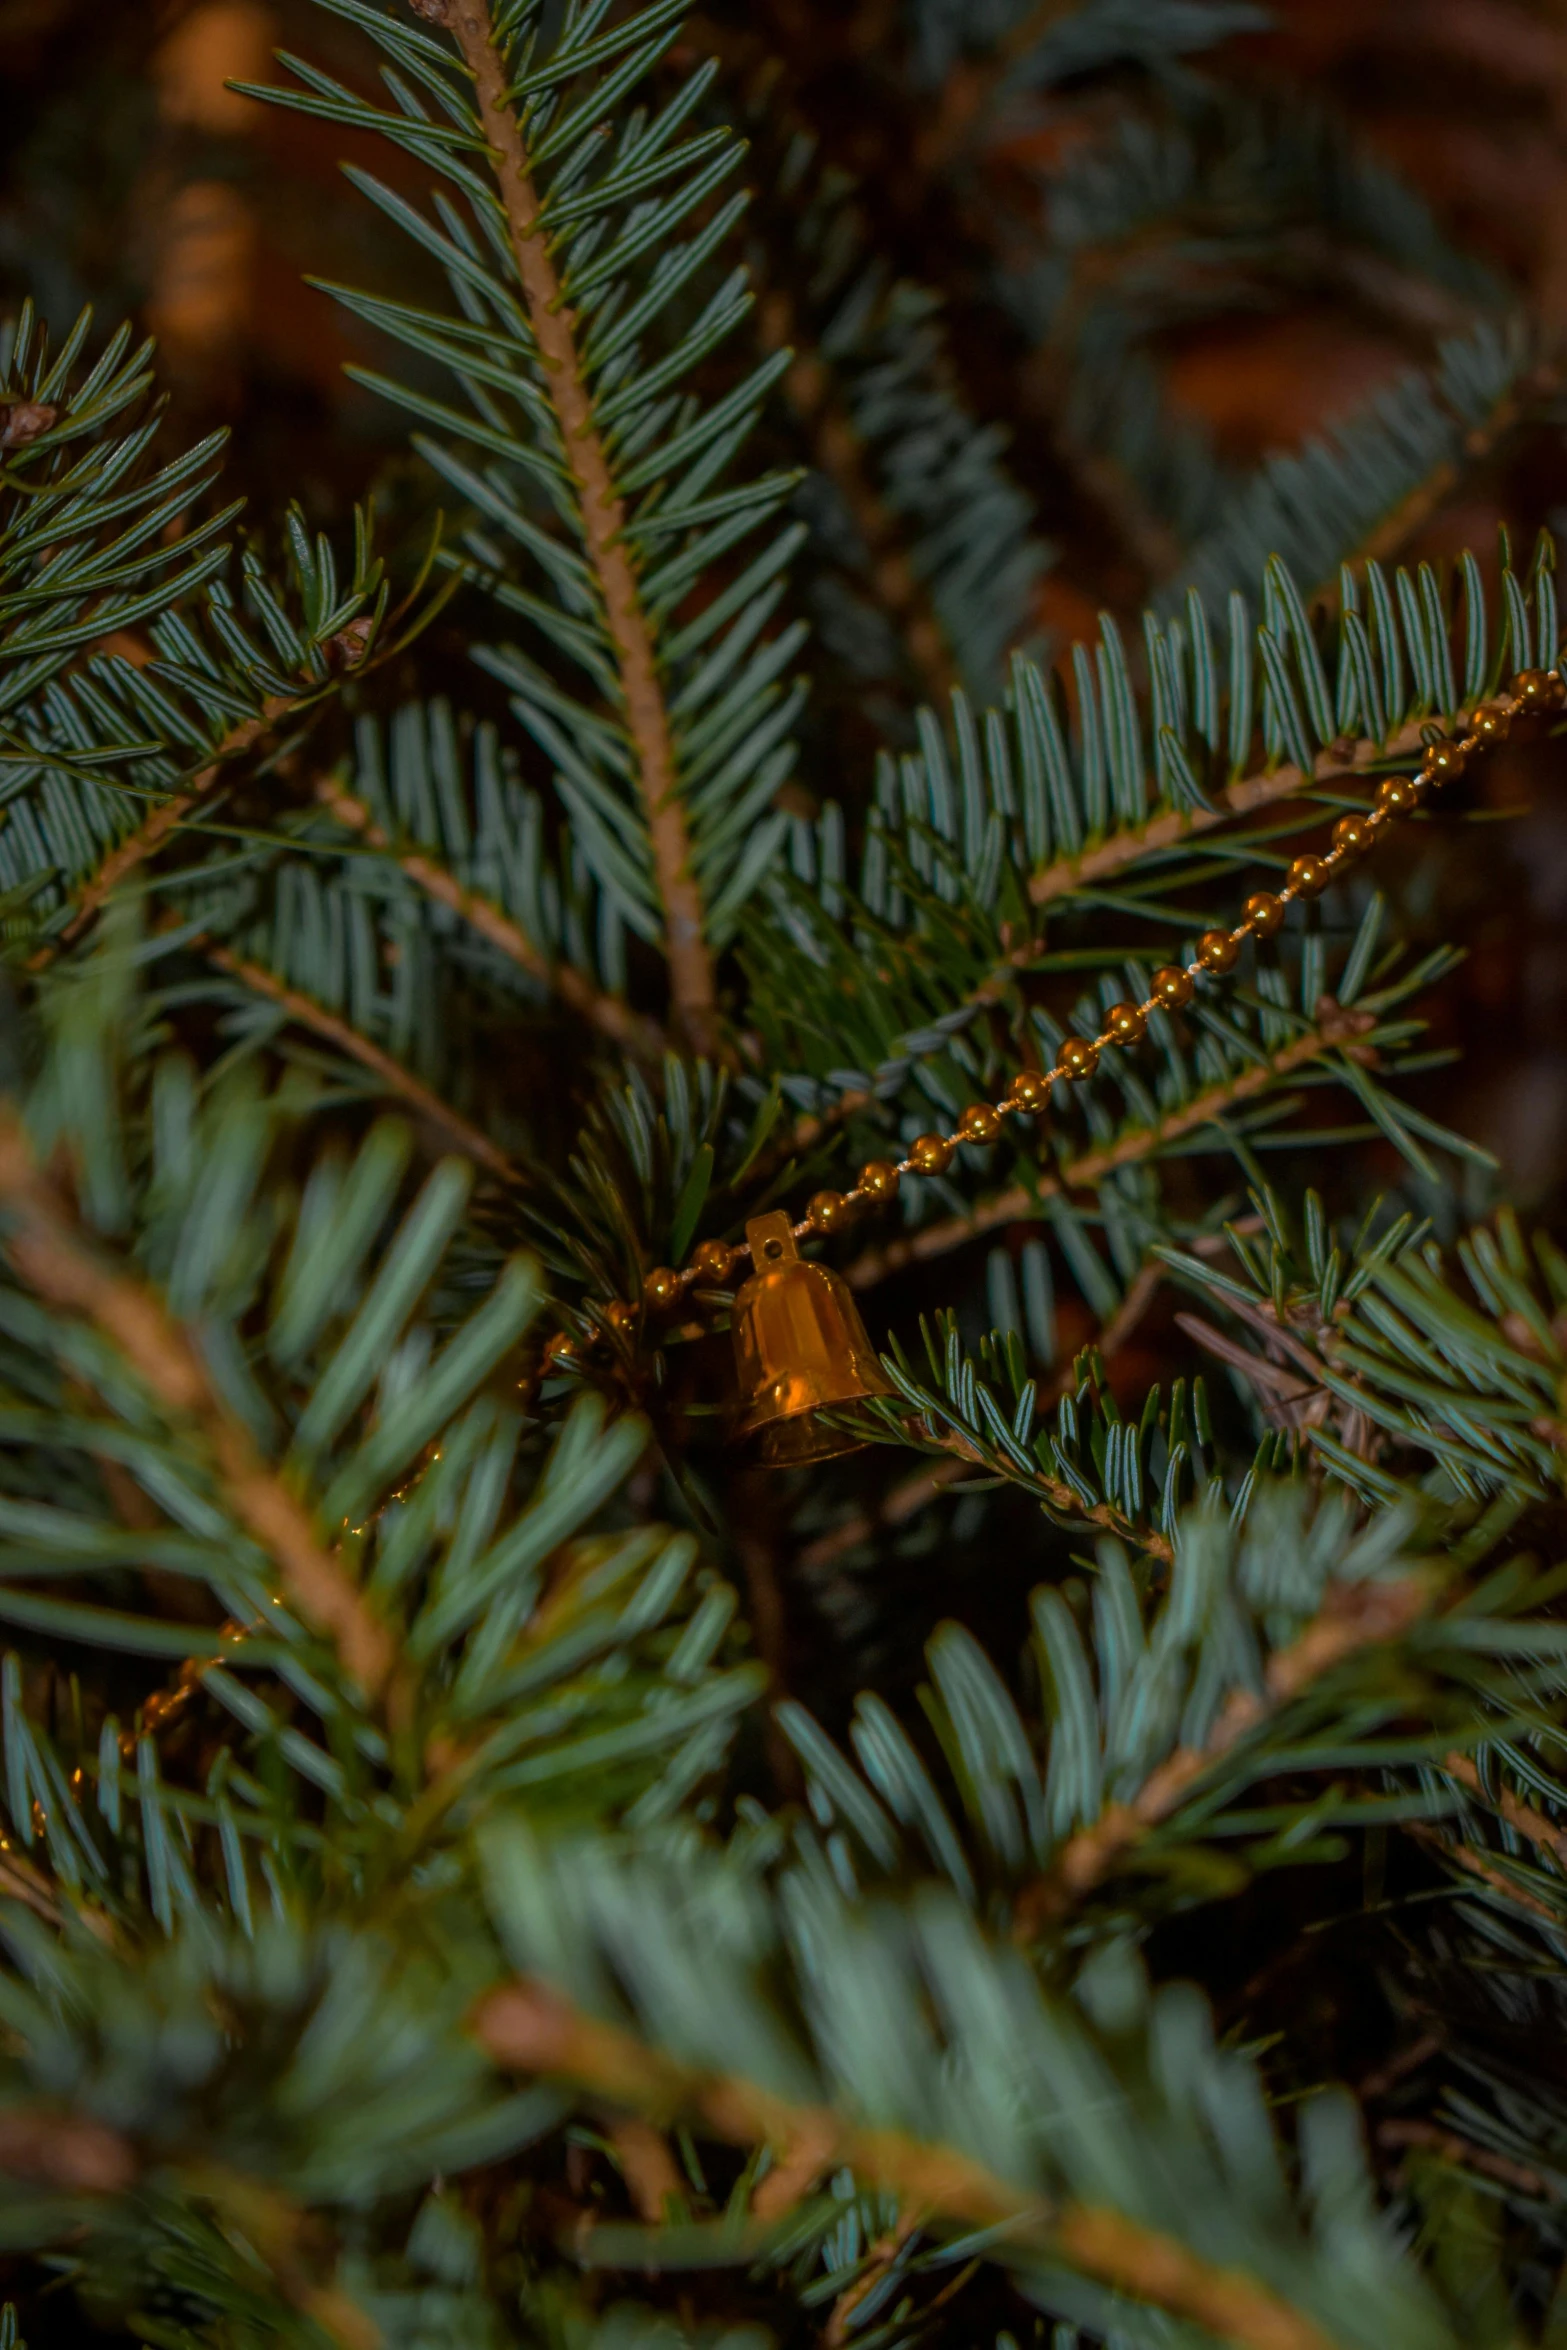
549, 664, 1565, 1367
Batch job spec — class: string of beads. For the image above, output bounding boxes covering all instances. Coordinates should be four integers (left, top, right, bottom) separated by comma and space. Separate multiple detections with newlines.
547, 662, 1565, 1366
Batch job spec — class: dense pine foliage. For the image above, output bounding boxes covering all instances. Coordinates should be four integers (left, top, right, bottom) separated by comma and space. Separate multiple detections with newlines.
3, 5, 1567, 2348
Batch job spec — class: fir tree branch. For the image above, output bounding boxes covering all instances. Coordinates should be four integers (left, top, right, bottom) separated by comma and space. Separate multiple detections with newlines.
0, 1106, 403, 1707
803, 1258, 1169, 1572
315, 777, 665, 1061
1376, 2118, 1555, 2202
435, 0, 721, 1057
755, 288, 960, 709
29, 694, 298, 967
845, 1018, 1348, 1290
0, 2107, 135, 2194
823, 2206, 925, 2346
477, 1979, 1337, 2350
1441, 1749, 1567, 1872
203, 940, 515, 1181
905, 1412, 1174, 1564
1025, 719, 1430, 914
1406, 1823, 1561, 1924
1013, 1569, 1433, 1935
1348, 357, 1564, 582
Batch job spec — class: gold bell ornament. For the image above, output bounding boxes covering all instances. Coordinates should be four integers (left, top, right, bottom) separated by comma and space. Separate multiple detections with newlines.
731, 1210, 894, 1463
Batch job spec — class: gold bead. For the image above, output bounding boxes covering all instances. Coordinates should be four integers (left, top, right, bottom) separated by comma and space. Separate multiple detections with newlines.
1285, 854, 1330, 899
543, 1331, 577, 1367
691, 1238, 738, 1286
1150, 964, 1194, 1009
1195, 928, 1240, 974
1007, 1068, 1051, 1113
1104, 1001, 1147, 1046
643, 1266, 682, 1312
958, 1101, 1004, 1144
1243, 891, 1284, 937
857, 1158, 901, 1201
1331, 814, 1373, 858
604, 1298, 636, 1336
1421, 737, 1467, 785
1469, 700, 1511, 747
1055, 1035, 1099, 1081
807, 1189, 850, 1233
1514, 666, 1565, 714
909, 1132, 956, 1176
1375, 773, 1421, 817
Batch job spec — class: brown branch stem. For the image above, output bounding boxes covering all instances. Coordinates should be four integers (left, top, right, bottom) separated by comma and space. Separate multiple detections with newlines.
1441, 1749, 1567, 1872
32, 695, 298, 967
0, 1108, 403, 1709
316, 779, 665, 1060
755, 286, 959, 709
844, 1020, 1343, 1291
800, 1257, 1168, 1574
1025, 719, 1431, 915
1377, 2118, 1555, 2202
204, 941, 514, 1181
441, 0, 719, 1055
1014, 1572, 1432, 1934
824, 2206, 926, 2346
476, 1979, 1336, 2350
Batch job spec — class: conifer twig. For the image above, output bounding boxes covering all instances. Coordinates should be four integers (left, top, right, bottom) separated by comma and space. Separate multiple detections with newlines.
0, 2107, 134, 2193
1024, 719, 1432, 913
477, 1979, 1337, 2350
755, 288, 960, 709
1013, 1570, 1432, 1934
1408, 1825, 1563, 1924
1347, 357, 1565, 581
823, 2205, 925, 2346
776, 734, 1420, 1182
315, 778, 666, 1060
1442, 1749, 1567, 1871
844, 1020, 1345, 1290
35, 694, 297, 963
0, 1108, 403, 1709
804, 1262, 1171, 1573
1376, 2118, 1554, 2201
434, 0, 720, 1056
203, 941, 515, 1180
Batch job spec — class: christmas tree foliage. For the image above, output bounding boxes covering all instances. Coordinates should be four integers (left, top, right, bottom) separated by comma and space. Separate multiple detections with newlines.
7, 2, 1567, 2345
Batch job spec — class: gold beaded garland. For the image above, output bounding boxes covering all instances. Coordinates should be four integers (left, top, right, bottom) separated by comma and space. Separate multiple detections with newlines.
557, 656, 1560, 1363
958, 1101, 1004, 1144
1516, 667, 1566, 713
691, 1238, 738, 1285
807, 1189, 850, 1232
1055, 1035, 1099, 1080
909, 1132, 956, 1175
1422, 737, 1467, 784
1196, 928, 1240, 974
1375, 774, 1421, 817
1104, 1000, 1147, 1044
644, 1266, 682, 1311
1150, 964, 1194, 1009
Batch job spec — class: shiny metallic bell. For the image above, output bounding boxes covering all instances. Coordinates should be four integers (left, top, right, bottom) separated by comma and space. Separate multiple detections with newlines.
731, 1210, 894, 1463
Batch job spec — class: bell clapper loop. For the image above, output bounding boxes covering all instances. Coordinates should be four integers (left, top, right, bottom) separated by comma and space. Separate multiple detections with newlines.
730, 1211, 893, 1464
